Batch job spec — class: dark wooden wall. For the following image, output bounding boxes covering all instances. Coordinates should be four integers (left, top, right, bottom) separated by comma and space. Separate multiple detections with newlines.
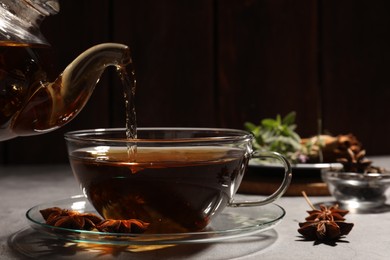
1, 0, 390, 164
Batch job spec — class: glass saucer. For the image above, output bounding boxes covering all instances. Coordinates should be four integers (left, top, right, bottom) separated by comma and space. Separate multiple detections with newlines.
26, 195, 285, 246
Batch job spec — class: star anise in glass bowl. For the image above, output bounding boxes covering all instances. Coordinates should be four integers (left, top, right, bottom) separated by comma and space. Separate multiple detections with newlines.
321, 148, 390, 210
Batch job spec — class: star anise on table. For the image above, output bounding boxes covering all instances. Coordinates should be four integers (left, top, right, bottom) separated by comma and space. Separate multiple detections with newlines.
40, 207, 103, 230
305, 204, 349, 222
297, 192, 354, 241
97, 219, 150, 233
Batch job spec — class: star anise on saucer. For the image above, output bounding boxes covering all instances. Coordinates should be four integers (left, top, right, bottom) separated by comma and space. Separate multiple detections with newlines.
297, 192, 354, 241
40, 207, 103, 230
97, 219, 150, 233
40, 207, 150, 233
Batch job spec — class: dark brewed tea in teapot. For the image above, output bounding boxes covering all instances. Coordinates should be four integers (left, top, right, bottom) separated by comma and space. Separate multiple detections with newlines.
0, 41, 136, 141
0, 43, 54, 139
0, 0, 136, 141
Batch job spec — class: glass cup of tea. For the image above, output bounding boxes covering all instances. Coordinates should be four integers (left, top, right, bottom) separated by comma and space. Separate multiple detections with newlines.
64, 128, 292, 233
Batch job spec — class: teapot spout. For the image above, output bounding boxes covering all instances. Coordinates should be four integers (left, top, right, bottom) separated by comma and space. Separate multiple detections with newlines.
11, 43, 133, 137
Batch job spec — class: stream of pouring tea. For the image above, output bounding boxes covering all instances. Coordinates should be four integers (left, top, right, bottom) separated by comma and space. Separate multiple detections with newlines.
118, 64, 137, 161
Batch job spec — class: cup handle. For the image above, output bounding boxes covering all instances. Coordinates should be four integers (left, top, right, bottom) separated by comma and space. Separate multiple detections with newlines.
229, 151, 292, 207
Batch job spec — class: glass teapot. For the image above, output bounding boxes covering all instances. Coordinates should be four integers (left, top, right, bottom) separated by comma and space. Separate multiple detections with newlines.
0, 0, 133, 141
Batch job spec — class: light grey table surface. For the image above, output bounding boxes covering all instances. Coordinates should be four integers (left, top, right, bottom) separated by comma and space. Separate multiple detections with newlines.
1, 156, 390, 260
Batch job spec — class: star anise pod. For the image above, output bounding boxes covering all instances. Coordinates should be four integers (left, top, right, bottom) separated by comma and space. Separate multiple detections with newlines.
298, 220, 354, 240
40, 207, 103, 230
337, 148, 385, 173
298, 192, 354, 241
305, 204, 349, 222
337, 148, 371, 173
40, 207, 151, 234
97, 219, 149, 233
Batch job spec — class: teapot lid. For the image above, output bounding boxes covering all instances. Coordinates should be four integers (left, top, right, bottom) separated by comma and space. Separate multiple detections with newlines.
0, 0, 59, 46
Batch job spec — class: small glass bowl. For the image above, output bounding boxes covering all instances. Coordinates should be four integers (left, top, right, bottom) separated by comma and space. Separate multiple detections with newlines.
322, 171, 390, 210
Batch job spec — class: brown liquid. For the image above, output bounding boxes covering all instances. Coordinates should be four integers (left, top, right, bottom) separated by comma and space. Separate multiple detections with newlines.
0, 42, 137, 140
0, 42, 59, 140
69, 147, 247, 233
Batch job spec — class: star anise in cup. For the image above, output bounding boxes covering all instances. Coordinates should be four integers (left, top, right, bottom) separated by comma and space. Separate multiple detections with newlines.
40, 207, 103, 230
97, 219, 150, 233
298, 192, 354, 241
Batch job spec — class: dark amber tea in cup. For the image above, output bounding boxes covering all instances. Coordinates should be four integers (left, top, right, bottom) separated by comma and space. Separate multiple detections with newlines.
65, 128, 291, 234
69, 146, 247, 233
